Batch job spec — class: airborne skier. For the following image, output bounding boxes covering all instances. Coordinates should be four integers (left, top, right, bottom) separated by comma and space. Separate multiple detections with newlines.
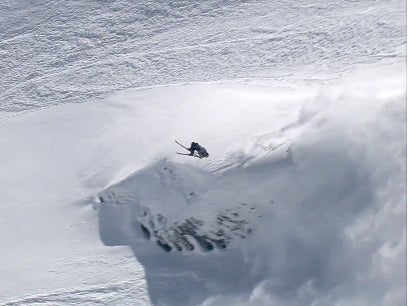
175, 140, 209, 158
187, 142, 209, 158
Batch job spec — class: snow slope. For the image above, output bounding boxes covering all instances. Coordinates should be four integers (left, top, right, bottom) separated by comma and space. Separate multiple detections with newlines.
0, 79, 306, 304
0, 102, 151, 304
96, 64, 406, 306
0, 0, 405, 113
0, 64, 405, 305
0, 0, 406, 305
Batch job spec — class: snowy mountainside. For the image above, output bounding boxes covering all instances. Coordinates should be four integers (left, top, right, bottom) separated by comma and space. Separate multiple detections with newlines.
0, 0, 405, 113
0, 80, 305, 305
0, 64, 404, 305
95, 64, 406, 306
0, 0, 405, 304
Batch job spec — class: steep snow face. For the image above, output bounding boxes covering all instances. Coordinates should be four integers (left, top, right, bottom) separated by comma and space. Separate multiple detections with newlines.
97, 64, 406, 306
0, 81, 306, 305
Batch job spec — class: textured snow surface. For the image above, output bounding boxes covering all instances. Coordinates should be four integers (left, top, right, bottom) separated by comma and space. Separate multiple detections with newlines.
0, 0, 405, 113
0, 0, 406, 305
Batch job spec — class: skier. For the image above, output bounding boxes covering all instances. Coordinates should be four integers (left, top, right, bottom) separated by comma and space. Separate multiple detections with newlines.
175, 140, 209, 158
187, 142, 209, 158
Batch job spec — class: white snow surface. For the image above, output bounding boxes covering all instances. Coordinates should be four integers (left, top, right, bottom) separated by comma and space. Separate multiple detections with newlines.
96, 65, 406, 306
1, 65, 406, 305
0, 0, 406, 306
0, 0, 405, 113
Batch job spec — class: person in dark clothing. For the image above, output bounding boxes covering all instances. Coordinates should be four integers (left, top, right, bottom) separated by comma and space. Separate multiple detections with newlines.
188, 142, 209, 158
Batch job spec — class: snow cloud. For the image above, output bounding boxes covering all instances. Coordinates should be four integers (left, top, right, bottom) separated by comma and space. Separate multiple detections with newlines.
199, 67, 406, 306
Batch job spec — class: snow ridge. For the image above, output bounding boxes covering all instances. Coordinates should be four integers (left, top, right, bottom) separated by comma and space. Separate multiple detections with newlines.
98, 161, 260, 254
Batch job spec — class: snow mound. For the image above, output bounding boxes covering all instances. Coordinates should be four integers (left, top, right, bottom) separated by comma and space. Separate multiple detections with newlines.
98, 160, 259, 253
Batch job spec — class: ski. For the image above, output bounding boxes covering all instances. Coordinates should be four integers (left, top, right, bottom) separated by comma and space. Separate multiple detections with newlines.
175, 140, 204, 158
177, 152, 201, 158
175, 140, 189, 151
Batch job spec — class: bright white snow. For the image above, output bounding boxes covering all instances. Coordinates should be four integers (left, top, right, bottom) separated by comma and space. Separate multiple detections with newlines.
0, 0, 405, 113
0, 0, 405, 305
0, 63, 405, 305
97, 64, 406, 306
